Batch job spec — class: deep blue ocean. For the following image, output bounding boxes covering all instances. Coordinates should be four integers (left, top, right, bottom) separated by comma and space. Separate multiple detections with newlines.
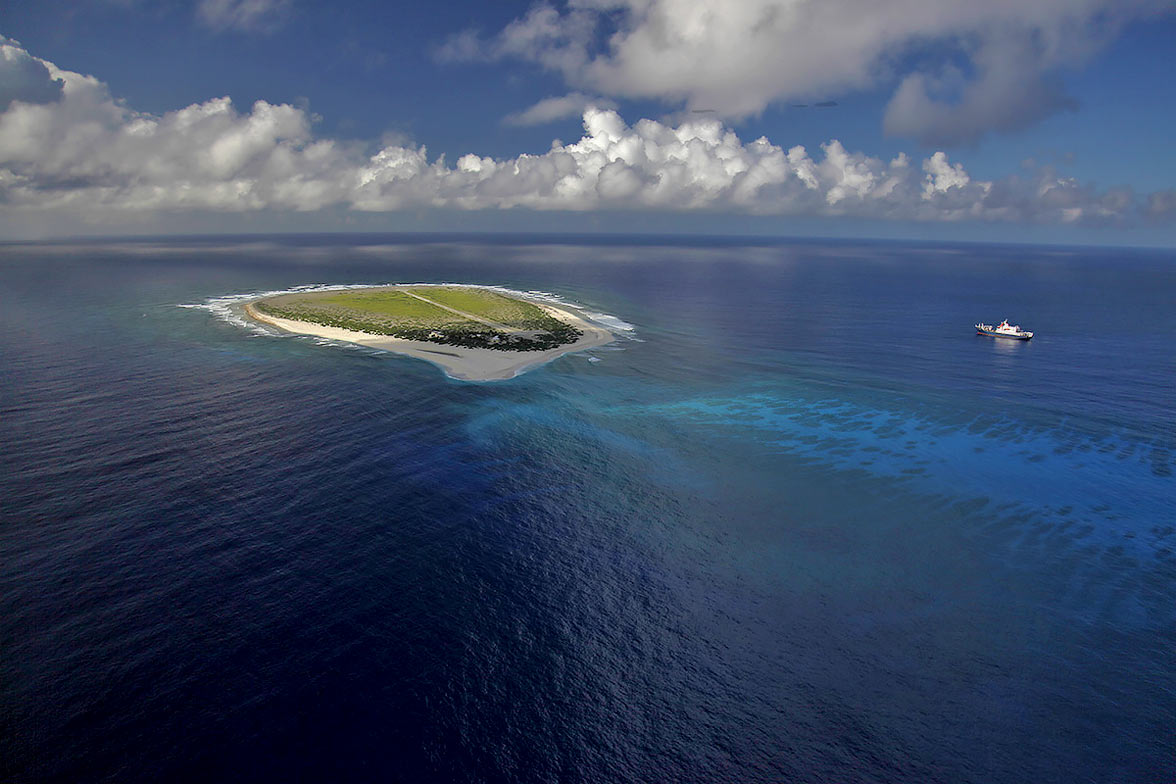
2, 235, 1173, 783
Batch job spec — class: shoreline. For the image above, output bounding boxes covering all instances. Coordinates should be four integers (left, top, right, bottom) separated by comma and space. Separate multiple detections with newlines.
243, 299, 615, 381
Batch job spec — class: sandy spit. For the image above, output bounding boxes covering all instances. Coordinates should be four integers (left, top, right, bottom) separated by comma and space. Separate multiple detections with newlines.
244, 301, 615, 381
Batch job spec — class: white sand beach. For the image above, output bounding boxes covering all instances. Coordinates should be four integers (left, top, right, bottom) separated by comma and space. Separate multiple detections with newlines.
244, 301, 614, 381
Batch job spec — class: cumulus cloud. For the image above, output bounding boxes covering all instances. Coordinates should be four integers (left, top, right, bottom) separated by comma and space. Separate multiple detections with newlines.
197, 0, 291, 32
504, 93, 615, 126
0, 37, 65, 111
443, 0, 1173, 144
0, 39, 1168, 229
0, 50, 352, 212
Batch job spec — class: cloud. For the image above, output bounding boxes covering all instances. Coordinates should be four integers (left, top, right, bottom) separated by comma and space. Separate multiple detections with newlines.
1145, 190, 1176, 222
0, 37, 65, 111
503, 93, 615, 126
0, 39, 1169, 230
0, 50, 353, 212
882, 34, 1079, 146
444, 0, 1173, 145
196, 0, 291, 32
434, 29, 485, 64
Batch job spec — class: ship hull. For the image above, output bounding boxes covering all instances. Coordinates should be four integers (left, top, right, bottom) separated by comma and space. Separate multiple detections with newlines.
976, 328, 1032, 340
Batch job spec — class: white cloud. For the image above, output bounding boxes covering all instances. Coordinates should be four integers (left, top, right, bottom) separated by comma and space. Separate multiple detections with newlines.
503, 93, 615, 126
0, 52, 352, 212
445, 0, 1174, 144
0, 39, 1168, 230
197, 0, 291, 32
0, 37, 64, 110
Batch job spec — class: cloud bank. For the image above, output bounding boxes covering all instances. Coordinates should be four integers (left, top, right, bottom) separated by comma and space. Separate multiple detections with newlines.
0, 37, 1170, 229
447, 0, 1173, 145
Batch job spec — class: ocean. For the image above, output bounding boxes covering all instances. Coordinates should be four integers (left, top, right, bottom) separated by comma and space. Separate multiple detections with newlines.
2, 235, 1173, 783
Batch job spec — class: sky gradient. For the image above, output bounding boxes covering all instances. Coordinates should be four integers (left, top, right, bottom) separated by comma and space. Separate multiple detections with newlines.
2, 0, 1174, 244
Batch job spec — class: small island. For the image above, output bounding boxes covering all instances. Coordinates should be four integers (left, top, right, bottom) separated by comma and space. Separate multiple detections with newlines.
245, 284, 615, 381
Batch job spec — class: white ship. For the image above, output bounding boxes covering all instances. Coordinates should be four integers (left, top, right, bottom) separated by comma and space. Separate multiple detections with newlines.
975, 319, 1033, 340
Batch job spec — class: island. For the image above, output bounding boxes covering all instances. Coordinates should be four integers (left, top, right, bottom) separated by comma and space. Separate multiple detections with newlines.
244, 284, 615, 381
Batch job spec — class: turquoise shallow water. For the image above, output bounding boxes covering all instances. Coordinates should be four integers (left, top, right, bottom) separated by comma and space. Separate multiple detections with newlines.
1, 236, 1173, 782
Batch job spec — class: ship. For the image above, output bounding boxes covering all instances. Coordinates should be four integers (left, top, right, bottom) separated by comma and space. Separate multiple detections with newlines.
975, 319, 1033, 340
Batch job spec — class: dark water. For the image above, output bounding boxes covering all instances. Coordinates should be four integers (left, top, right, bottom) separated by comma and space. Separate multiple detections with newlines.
2, 236, 1173, 783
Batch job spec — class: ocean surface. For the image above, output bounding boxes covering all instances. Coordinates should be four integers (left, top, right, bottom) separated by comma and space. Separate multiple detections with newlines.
2, 235, 1173, 783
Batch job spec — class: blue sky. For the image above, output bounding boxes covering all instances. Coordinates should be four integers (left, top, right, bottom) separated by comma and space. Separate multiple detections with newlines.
2, 0, 1174, 244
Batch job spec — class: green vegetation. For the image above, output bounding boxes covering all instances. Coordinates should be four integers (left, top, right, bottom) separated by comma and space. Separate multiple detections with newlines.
411, 287, 547, 324
254, 285, 582, 352
412, 286, 580, 338
319, 290, 456, 324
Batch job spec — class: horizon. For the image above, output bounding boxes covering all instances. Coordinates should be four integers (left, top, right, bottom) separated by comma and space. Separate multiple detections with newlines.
6, 229, 1175, 253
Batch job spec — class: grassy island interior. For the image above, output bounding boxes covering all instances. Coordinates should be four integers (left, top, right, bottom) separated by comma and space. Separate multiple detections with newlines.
254, 286, 582, 352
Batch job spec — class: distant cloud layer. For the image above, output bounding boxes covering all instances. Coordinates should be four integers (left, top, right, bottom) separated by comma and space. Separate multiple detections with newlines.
446, 0, 1173, 146
0, 38, 1172, 228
